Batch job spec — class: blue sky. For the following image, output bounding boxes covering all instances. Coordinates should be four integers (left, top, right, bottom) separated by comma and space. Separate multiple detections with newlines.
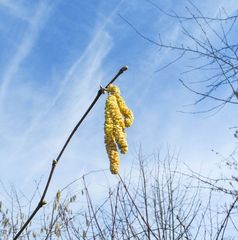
0, 0, 238, 202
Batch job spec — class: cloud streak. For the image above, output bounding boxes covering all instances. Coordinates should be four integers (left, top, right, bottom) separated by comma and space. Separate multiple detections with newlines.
0, 0, 30, 21
0, 1, 51, 108
19, 3, 123, 148
12, 9, 121, 187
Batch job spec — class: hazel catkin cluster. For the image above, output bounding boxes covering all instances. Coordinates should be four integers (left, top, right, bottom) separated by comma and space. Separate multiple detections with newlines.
104, 84, 134, 174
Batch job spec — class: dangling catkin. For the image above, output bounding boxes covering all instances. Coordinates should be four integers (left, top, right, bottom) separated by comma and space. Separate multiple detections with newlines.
104, 84, 134, 174
104, 95, 120, 174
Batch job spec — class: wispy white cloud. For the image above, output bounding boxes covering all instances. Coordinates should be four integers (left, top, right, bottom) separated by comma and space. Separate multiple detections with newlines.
0, 0, 30, 21
19, 3, 123, 149
21, 29, 113, 184
0, 1, 51, 107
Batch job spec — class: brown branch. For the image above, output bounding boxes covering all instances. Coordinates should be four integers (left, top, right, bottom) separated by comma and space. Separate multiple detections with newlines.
215, 196, 238, 240
119, 6, 238, 112
145, 0, 238, 22
13, 66, 128, 240
179, 79, 238, 104
118, 174, 159, 240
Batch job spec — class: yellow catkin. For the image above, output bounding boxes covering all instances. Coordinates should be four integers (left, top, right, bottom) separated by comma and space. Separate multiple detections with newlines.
107, 94, 128, 154
107, 84, 134, 127
104, 96, 120, 174
104, 84, 134, 174
116, 94, 134, 128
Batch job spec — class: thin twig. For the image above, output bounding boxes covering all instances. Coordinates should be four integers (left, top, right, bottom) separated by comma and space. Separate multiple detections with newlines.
13, 66, 128, 240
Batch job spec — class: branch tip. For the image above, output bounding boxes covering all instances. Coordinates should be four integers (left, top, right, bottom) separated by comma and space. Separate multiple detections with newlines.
120, 66, 128, 73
